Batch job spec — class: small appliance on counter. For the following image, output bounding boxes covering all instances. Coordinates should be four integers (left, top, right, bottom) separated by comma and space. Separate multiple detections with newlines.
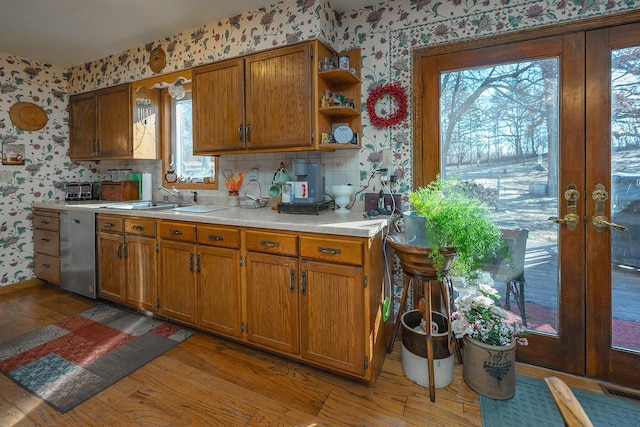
277, 159, 333, 214
65, 182, 99, 201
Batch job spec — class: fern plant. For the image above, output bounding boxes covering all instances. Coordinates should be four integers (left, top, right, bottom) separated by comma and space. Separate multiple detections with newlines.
408, 175, 502, 281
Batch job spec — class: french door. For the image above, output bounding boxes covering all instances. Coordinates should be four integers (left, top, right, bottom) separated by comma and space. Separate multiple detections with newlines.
415, 21, 640, 388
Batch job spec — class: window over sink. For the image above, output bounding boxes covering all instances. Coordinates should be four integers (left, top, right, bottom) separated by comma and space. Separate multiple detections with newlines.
134, 69, 217, 191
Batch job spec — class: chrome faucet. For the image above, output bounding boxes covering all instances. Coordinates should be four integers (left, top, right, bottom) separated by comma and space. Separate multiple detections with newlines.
158, 186, 183, 203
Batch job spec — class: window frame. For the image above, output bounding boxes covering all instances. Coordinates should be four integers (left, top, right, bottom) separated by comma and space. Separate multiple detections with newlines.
160, 78, 218, 191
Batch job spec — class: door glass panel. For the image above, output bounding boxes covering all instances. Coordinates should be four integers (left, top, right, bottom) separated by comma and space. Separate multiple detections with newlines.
610, 46, 640, 351
440, 58, 560, 335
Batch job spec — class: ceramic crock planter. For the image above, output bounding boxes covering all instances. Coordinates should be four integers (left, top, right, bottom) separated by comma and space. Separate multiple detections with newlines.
462, 336, 517, 400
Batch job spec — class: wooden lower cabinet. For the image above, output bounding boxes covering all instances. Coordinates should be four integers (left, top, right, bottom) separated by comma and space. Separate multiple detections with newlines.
124, 234, 157, 311
300, 260, 365, 376
97, 215, 157, 309
197, 245, 241, 336
94, 214, 386, 384
159, 239, 197, 324
33, 209, 61, 284
245, 251, 299, 354
159, 221, 243, 333
97, 230, 126, 302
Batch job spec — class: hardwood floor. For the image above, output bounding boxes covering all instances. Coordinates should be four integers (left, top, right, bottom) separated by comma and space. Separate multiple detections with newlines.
0, 284, 611, 426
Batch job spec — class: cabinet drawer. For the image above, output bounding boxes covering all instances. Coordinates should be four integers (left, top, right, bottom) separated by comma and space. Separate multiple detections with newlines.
159, 221, 195, 242
245, 230, 298, 256
124, 218, 156, 236
300, 236, 363, 266
33, 229, 60, 256
34, 253, 60, 283
197, 225, 239, 248
97, 215, 124, 232
33, 213, 60, 231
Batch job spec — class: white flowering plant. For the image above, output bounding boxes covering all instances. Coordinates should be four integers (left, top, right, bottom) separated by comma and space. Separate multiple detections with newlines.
451, 284, 529, 347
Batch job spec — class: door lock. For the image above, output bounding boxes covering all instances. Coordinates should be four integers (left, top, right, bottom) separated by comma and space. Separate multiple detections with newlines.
549, 183, 580, 231
591, 183, 628, 233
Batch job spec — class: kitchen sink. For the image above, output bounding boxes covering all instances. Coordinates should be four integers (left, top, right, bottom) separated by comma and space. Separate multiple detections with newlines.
103, 201, 179, 210
102, 202, 226, 213
172, 204, 227, 213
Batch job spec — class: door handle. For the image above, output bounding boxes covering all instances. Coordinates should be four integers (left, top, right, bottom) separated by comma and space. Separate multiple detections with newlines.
548, 183, 580, 231
290, 269, 295, 293
591, 183, 628, 233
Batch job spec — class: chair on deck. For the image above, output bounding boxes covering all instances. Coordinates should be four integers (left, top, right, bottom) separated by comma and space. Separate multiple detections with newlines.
482, 228, 529, 325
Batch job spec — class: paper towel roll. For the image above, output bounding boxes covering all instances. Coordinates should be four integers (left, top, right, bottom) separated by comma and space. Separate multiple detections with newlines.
141, 173, 153, 201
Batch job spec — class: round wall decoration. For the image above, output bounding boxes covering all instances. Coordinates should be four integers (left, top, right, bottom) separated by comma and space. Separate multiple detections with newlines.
148, 46, 167, 73
9, 102, 48, 131
366, 82, 408, 129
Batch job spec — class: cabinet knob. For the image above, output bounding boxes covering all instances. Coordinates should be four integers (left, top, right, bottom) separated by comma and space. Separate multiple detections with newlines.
169, 229, 183, 235
208, 234, 224, 241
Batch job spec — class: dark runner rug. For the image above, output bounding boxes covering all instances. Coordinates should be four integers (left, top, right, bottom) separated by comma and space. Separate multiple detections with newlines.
481, 375, 640, 426
0, 304, 193, 413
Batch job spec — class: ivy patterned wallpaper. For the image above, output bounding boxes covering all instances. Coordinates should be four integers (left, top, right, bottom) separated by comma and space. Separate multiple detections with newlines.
0, 0, 638, 286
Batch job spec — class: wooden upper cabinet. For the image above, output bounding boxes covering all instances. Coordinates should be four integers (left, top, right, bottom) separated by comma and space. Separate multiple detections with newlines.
192, 42, 314, 154
97, 84, 132, 158
69, 91, 98, 159
69, 83, 144, 160
244, 43, 312, 150
193, 59, 245, 153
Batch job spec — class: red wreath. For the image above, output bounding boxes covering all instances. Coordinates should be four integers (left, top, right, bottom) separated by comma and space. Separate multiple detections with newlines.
366, 82, 408, 129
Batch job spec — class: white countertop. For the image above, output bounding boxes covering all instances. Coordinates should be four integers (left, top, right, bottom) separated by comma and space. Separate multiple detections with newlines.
33, 201, 389, 238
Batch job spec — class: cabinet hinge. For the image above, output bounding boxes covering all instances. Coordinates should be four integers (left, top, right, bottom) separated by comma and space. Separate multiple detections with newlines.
311, 130, 314, 143
310, 47, 314, 58
364, 356, 369, 369
156, 298, 161, 310
363, 276, 368, 288
156, 243, 159, 252
240, 256, 244, 267
241, 322, 246, 332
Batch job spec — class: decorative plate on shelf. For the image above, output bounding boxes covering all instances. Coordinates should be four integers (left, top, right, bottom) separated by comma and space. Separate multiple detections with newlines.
333, 125, 353, 144
149, 47, 166, 73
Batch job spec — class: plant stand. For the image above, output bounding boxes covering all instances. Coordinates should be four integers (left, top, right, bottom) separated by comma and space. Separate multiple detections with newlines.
386, 233, 458, 402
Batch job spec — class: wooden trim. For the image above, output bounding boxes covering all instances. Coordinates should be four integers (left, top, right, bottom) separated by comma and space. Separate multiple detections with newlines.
0, 278, 44, 295
414, 10, 640, 59
412, 11, 640, 189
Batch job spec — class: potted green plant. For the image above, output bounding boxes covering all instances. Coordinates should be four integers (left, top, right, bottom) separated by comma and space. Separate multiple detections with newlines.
408, 175, 502, 281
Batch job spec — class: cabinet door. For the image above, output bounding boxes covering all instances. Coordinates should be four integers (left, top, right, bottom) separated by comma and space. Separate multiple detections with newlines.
69, 91, 97, 159
159, 240, 197, 324
245, 252, 299, 354
245, 43, 312, 149
300, 260, 365, 376
125, 235, 157, 312
192, 59, 245, 152
97, 231, 125, 302
97, 84, 132, 158
197, 245, 241, 337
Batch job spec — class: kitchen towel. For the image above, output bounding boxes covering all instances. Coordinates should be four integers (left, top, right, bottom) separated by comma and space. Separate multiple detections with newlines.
142, 173, 152, 201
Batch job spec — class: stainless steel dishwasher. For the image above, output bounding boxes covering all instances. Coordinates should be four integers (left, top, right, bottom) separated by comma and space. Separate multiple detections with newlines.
60, 210, 97, 298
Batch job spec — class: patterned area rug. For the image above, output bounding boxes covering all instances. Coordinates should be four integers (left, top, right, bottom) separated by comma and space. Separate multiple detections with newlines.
481, 375, 640, 426
0, 304, 193, 413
